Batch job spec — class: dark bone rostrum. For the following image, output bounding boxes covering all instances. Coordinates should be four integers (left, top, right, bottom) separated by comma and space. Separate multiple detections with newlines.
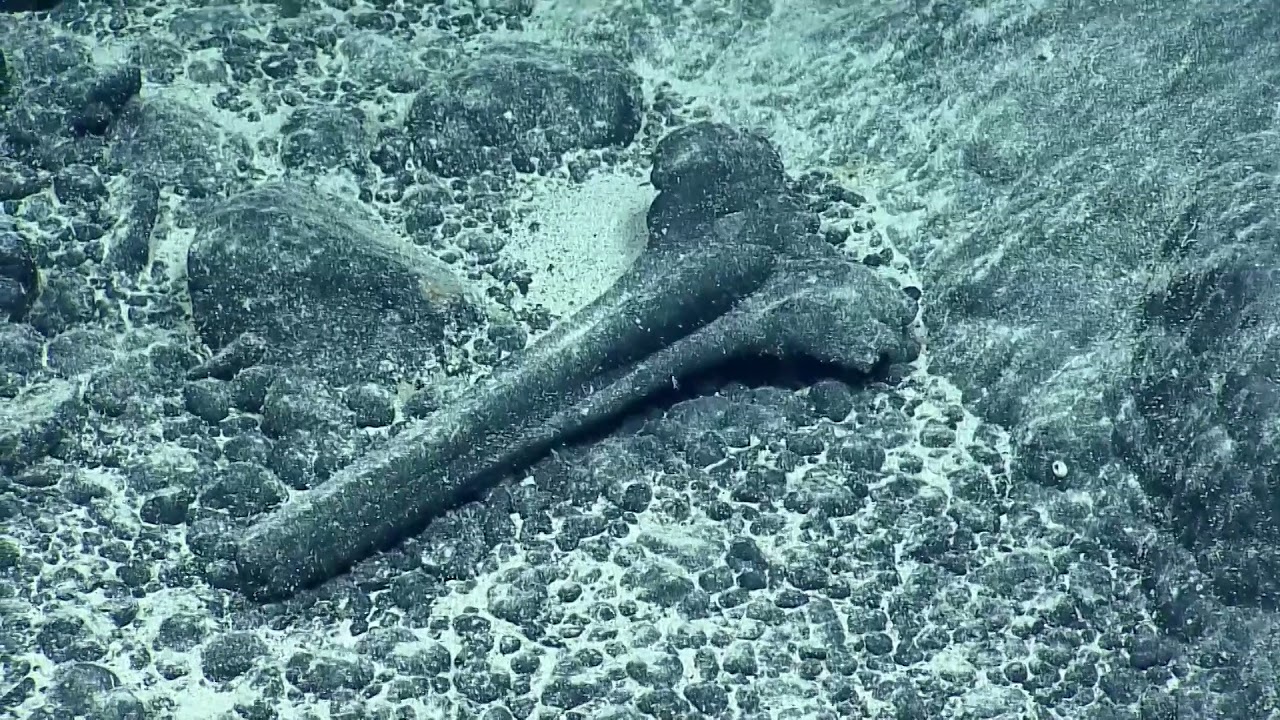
234, 123, 923, 601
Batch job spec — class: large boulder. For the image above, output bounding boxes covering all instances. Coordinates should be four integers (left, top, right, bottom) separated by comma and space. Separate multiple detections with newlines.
186, 183, 479, 384
406, 43, 643, 176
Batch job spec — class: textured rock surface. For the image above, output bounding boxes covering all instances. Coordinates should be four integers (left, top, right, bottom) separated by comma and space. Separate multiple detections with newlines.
187, 182, 480, 385
406, 43, 644, 176
773, 1, 1280, 611
1, 0, 1280, 719
0, 227, 38, 321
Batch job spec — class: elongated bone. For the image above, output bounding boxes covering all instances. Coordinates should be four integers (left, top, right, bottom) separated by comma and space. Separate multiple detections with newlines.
233, 123, 920, 600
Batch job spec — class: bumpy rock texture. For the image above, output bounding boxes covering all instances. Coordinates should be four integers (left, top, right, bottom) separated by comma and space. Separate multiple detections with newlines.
0, 228, 38, 321
406, 43, 644, 176
845, 2, 1280, 612
2, 1, 1280, 720
187, 182, 480, 385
